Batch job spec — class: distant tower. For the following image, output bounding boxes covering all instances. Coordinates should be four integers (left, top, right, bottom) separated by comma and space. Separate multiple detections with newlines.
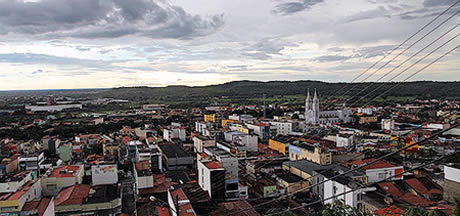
263, 94, 266, 119
305, 88, 320, 125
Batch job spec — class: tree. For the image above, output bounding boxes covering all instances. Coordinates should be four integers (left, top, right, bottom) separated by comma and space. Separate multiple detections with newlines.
405, 206, 428, 216
454, 194, 460, 216
321, 200, 371, 216
427, 209, 448, 216
265, 208, 296, 216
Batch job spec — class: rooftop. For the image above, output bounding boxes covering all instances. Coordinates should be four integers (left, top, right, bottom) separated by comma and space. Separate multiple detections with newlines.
48, 165, 81, 178
159, 143, 191, 158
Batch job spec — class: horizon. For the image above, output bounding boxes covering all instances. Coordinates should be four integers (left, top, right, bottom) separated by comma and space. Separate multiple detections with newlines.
0, 0, 459, 90
0, 79, 459, 92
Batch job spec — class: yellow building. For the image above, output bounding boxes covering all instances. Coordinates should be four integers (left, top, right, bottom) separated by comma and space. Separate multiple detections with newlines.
221, 119, 238, 127
268, 139, 289, 155
236, 126, 250, 134
204, 114, 216, 123
289, 143, 332, 165
359, 116, 378, 124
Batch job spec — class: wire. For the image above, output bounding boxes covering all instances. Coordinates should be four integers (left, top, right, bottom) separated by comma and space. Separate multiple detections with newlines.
322, 0, 460, 110
346, 23, 460, 107
266, 150, 460, 215
222, 122, 460, 216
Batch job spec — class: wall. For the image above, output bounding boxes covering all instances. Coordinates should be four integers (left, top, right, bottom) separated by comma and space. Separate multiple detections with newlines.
92, 164, 118, 186
269, 139, 287, 155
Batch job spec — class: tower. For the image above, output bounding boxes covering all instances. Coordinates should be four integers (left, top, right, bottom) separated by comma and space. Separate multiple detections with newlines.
312, 88, 320, 124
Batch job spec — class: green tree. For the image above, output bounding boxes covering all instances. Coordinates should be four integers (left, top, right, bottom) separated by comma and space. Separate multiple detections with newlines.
427, 209, 448, 216
454, 194, 460, 216
321, 200, 371, 216
264, 208, 296, 216
405, 206, 428, 216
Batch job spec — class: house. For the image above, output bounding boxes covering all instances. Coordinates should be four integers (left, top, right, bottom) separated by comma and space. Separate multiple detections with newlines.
0, 179, 42, 214
210, 200, 260, 216
167, 188, 196, 216
54, 184, 121, 215
289, 141, 332, 165
41, 165, 84, 196
21, 197, 54, 216
348, 159, 403, 183
193, 136, 216, 153
443, 164, 460, 202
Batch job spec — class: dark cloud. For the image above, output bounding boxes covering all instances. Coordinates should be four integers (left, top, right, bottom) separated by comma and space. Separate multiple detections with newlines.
313, 55, 351, 62
0, 0, 224, 39
272, 0, 323, 16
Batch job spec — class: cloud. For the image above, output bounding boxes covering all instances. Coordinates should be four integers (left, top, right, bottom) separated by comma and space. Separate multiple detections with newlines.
0, 0, 224, 39
31, 69, 44, 74
352, 45, 394, 59
272, 0, 323, 16
240, 38, 298, 60
313, 55, 351, 62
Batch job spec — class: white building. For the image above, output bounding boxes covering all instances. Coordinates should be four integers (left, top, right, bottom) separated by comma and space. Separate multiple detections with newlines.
25, 104, 83, 112
305, 89, 353, 125
91, 164, 118, 186
351, 159, 403, 183
336, 134, 354, 148
269, 121, 293, 135
381, 119, 395, 130
163, 127, 186, 142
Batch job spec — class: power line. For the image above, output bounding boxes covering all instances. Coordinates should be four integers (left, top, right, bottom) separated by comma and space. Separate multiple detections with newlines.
267, 150, 460, 215
222, 122, 460, 216
346, 23, 460, 107
323, 0, 460, 109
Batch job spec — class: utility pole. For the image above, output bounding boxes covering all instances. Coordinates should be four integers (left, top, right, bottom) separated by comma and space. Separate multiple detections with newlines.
263, 94, 266, 119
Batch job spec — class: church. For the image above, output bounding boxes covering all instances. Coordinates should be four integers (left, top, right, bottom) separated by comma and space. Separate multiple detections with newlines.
305, 89, 353, 125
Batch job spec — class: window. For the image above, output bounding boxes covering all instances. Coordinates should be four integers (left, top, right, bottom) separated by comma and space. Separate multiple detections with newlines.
378, 173, 385, 179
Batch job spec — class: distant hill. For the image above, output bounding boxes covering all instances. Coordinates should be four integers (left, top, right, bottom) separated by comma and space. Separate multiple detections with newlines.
92, 80, 460, 101
1, 80, 458, 102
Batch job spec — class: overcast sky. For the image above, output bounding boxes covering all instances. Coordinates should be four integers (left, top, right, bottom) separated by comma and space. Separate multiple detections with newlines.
0, 0, 459, 90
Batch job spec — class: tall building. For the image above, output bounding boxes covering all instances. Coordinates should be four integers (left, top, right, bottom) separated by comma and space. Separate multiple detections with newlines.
305, 88, 353, 125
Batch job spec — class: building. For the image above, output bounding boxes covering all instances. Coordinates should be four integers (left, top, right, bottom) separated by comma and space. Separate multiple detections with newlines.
91, 164, 118, 186
348, 159, 403, 183
246, 123, 276, 142
54, 184, 121, 215
444, 164, 460, 202
381, 119, 396, 130
268, 136, 290, 155
197, 160, 225, 201
21, 197, 55, 216
0, 179, 42, 214
305, 89, 353, 125
158, 144, 194, 171
25, 104, 83, 112
289, 141, 332, 165
336, 133, 354, 148
322, 169, 366, 209
167, 188, 196, 216
269, 121, 293, 135
193, 136, 216, 153
359, 116, 378, 124
41, 165, 84, 196
204, 114, 216, 123
163, 127, 186, 142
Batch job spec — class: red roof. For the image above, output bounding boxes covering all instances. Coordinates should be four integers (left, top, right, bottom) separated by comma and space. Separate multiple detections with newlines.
377, 182, 403, 197
349, 159, 399, 170
400, 192, 435, 207
205, 161, 223, 169
404, 178, 442, 196
374, 205, 405, 216
49, 165, 81, 178
157, 206, 172, 216
55, 184, 91, 206
170, 188, 195, 216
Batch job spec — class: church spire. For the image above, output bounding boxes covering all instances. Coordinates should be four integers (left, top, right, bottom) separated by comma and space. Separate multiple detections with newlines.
313, 88, 318, 102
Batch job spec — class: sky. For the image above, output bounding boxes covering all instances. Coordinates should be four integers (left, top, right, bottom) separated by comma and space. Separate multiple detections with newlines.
0, 0, 459, 90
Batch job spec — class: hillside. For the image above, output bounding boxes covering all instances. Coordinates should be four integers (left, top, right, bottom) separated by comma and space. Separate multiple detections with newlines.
92, 80, 460, 101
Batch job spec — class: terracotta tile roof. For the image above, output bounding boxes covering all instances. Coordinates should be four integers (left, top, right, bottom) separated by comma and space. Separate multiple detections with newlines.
349, 159, 399, 170
212, 200, 260, 216
49, 165, 81, 178
378, 182, 403, 197
400, 192, 435, 207
22, 200, 39, 211
404, 178, 442, 196
157, 206, 172, 216
170, 188, 195, 216
205, 161, 223, 169
55, 184, 91, 206
37, 197, 52, 216
374, 205, 405, 216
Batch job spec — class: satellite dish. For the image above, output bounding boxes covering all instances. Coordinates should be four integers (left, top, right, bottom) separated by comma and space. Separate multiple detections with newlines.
150, 196, 156, 202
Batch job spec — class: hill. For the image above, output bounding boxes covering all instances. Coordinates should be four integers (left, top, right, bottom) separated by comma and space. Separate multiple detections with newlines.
92, 80, 460, 101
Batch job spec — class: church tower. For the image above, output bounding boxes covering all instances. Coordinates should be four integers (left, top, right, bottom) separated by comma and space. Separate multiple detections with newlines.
312, 88, 320, 124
